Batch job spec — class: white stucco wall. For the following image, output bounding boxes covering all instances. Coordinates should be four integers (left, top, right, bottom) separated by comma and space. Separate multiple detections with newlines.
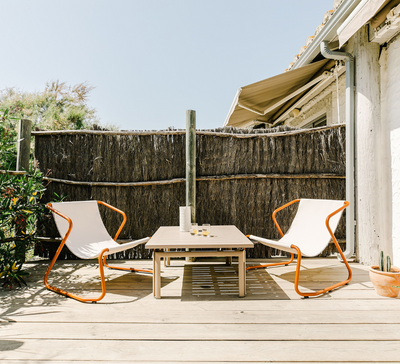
392, 128, 400, 266
382, 33, 400, 267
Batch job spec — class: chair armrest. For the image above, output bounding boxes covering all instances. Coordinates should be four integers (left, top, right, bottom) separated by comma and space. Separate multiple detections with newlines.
97, 201, 127, 241
325, 200, 349, 238
46, 203, 73, 244
272, 199, 300, 238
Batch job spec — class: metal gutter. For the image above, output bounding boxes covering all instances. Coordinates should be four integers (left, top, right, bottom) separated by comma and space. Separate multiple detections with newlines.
293, 0, 362, 69
292, 1, 360, 259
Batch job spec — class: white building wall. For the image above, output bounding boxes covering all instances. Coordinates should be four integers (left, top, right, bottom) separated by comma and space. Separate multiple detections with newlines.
283, 29, 400, 265
381, 33, 400, 267
330, 72, 347, 126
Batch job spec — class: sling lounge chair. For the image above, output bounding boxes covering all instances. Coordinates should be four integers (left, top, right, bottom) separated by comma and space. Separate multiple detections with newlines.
45, 200, 151, 303
247, 199, 352, 298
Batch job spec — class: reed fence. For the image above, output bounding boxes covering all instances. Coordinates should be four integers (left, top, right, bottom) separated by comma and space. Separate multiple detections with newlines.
33, 125, 346, 260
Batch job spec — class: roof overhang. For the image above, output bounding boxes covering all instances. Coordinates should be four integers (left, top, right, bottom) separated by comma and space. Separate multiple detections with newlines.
224, 59, 330, 128
337, 0, 393, 47
293, 0, 362, 69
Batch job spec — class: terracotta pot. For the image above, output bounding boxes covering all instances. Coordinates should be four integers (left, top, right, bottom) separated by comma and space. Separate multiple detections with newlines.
369, 265, 400, 298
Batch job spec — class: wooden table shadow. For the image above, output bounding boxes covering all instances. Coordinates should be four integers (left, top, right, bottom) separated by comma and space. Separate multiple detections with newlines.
180, 264, 289, 301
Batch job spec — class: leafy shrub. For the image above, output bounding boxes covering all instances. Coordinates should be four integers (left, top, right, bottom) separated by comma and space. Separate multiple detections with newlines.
0, 81, 100, 130
0, 109, 46, 289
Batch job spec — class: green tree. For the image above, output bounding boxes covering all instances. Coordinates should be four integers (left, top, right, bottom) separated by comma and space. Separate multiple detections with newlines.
0, 80, 100, 130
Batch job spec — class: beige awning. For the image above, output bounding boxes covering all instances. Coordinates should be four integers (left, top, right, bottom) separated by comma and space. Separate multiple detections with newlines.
224, 59, 329, 128
338, 0, 391, 47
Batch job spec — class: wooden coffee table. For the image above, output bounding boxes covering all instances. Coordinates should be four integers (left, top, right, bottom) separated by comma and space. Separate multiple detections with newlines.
145, 225, 253, 299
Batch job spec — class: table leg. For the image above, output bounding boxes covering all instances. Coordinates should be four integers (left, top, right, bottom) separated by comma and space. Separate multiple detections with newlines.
152, 252, 156, 296
238, 249, 246, 297
164, 248, 170, 267
154, 251, 162, 299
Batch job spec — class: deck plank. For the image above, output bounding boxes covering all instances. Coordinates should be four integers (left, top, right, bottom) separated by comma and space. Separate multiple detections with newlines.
1, 340, 400, 362
0, 258, 399, 363
2, 322, 400, 341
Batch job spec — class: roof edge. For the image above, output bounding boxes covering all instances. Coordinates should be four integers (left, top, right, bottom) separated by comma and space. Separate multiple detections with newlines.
293, 0, 362, 69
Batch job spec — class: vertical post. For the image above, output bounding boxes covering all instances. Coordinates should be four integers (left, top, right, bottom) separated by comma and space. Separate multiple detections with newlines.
353, 27, 383, 264
186, 110, 196, 222
14, 119, 31, 264
16, 119, 32, 172
186, 110, 196, 263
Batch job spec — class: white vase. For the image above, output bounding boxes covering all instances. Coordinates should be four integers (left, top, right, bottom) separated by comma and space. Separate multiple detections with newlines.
179, 206, 191, 231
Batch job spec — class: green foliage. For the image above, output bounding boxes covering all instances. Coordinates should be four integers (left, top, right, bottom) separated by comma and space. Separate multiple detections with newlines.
0, 108, 19, 170
0, 80, 100, 130
0, 169, 45, 289
0, 111, 46, 289
0, 243, 30, 289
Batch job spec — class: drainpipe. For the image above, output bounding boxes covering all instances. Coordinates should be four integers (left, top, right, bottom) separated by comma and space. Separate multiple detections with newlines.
320, 41, 355, 260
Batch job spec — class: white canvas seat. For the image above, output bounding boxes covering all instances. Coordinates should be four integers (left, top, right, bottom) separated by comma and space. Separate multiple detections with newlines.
247, 198, 352, 298
44, 200, 151, 303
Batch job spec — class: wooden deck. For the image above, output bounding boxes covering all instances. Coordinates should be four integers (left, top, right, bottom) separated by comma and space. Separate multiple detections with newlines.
1, 257, 399, 363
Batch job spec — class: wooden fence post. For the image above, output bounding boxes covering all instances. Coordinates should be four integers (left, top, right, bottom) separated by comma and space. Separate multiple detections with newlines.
16, 119, 32, 172
186, 110, 196, 262
186, 110, 196, 223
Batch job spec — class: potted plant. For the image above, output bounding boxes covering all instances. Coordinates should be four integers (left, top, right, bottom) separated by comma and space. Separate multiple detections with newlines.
369, 251, 400, 298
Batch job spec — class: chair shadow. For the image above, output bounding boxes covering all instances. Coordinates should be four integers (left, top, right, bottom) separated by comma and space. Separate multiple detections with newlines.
180, 263, 290, 301
0, 261, 178, 312
265, 262, 372, 295
45, 262, 178, 304
0, 339, 24, 352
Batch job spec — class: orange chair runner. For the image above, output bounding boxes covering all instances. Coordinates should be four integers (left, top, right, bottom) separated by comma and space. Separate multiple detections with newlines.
247, 199, 352, 298
45, 200, 151, 303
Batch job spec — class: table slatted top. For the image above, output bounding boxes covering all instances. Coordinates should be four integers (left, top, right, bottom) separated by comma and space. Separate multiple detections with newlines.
145, 225, 253, 249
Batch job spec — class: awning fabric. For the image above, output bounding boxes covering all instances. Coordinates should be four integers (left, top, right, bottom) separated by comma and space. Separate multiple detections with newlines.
338, 0, 391, 47
224, 59, 329, 128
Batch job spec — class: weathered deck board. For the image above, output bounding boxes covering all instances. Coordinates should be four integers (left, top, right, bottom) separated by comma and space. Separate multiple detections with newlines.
1, 258, 399, 363
1, 340, 400, 362
3, 322, 400, 341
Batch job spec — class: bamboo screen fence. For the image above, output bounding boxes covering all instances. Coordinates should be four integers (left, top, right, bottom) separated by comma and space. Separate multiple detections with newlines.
33, 125, 346, 260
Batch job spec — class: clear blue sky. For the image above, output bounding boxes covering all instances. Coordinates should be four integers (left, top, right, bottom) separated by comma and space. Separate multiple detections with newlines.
0, 0, 333, 130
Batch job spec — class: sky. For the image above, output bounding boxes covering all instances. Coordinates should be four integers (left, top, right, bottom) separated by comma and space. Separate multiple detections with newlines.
0, 0, 334, 131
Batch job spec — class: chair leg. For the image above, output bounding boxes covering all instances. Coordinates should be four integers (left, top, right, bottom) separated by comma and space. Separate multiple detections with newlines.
103, 256, 152, 273
246, 253, 294, 271
291, 245, 352, 298
44, 247, 109, 303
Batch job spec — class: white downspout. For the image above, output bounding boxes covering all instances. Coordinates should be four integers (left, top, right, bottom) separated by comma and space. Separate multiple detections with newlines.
320, 41, 355, 260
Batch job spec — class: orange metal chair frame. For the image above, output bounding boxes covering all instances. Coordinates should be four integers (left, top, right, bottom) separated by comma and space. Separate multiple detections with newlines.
44, 201, 151, 303
247, 199, 352, 298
